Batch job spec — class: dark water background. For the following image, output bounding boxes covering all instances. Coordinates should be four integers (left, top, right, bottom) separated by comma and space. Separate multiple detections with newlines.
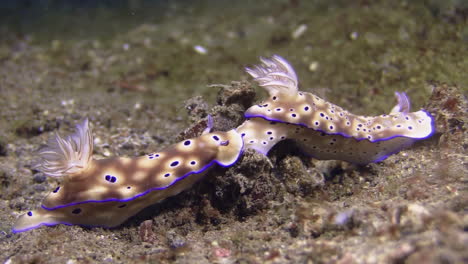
1, 0, 175, 40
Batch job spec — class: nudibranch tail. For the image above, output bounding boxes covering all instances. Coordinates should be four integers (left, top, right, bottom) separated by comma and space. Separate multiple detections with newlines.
36, 119, 93, 177
13, 207, 68, 233
245, 55, 298, 95
13, 120, 243, 233
237, 118, 290, 155
241, 55, 434, 163
213, 129, 244, 166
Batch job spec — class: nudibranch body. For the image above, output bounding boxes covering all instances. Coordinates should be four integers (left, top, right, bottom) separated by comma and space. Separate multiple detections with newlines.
13, 119, 243, 233
238, 55, 434, 163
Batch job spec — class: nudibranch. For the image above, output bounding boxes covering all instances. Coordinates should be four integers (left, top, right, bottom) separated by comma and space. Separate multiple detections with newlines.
13, 118, 243, 233
238, 55, 434, 164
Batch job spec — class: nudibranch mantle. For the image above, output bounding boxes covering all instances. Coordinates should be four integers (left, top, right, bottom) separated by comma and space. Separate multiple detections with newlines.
13, 119, 243, 233
239, 55, 434, 164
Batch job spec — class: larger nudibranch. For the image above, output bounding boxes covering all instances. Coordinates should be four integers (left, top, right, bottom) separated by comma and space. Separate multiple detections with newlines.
238, 55, 434, 164
13, 118, 243, 233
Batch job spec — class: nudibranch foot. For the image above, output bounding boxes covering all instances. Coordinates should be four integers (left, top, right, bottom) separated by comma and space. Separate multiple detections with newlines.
240, 55, 434, 163
13, 119, 243, 233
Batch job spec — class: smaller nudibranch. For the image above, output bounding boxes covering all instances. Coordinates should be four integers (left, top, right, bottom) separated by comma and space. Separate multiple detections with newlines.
13, 118, 243, 233
238, 55, 434, 164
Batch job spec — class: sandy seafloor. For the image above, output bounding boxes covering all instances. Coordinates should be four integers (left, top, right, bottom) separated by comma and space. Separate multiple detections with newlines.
0, 0, 467, 263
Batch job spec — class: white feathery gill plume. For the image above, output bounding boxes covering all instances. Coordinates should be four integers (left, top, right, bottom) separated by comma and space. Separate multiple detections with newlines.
36, 119, 93, 177
245, 55, 299, 95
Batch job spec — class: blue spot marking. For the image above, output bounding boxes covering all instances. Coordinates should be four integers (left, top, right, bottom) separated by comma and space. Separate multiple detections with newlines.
72, 208, 81, 214
148, 153, 160, 159
212, 135, 219, 141
105, 175, 117, 183
118, 204, 127, 208
27, 211, 32, 216
170, 161, 179, 167
184, 140, 191, 146
53, 186, 60, 193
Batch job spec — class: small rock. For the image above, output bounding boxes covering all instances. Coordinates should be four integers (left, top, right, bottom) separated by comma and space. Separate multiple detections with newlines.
166, 230, 186, 248
0, 139, 7, 156
139, 219, 156, 243
212, 247, 231, 258
308, 61, 319, 72
33, 173, 46, 183
184, 95, 209, 122
33, 184, 46, 192
193, 45, 208, 55
291, 24, 307, 39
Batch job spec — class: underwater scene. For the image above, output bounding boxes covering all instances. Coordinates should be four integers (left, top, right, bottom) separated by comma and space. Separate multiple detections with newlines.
0, 0, 467, 263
